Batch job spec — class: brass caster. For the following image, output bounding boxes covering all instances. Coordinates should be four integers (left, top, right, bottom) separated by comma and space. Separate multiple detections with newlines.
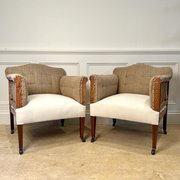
19, 148, 23, 155
81, 137, 86, 142
151, 149, 156, 155
91, 137, 95, 142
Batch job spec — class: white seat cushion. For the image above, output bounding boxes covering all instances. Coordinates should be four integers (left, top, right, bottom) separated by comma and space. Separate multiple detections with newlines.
16, 94, 86, 124
90, 93, 160, 125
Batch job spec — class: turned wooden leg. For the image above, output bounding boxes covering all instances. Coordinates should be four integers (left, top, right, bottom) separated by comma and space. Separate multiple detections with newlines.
112, 118, 116, 127
61, 119, 64, 127
91, 116, 96, 142
163, 112, 167, 135
17, 125, 23, 155
151, 125, 158, 155
80, 117, 85, 142
10, 112, 14, 134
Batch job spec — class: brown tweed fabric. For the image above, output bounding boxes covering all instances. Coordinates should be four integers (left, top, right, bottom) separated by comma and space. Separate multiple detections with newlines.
5, 64, 65, 95
6, 64, 88, 109
60, 76, 88, 104
90, 74, 118, 102
113, 63, 172, 95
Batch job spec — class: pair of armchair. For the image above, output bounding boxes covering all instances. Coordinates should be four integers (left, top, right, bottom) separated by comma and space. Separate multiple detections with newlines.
5, 63, 172, 155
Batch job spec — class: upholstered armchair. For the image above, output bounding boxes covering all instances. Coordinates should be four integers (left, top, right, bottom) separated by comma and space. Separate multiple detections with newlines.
90, 63, 172, 155
5, 64, 88, 154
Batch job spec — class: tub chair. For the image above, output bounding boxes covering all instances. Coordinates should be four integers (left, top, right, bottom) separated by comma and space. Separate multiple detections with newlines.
90, 63, 172, 155
5, 63, 88, 154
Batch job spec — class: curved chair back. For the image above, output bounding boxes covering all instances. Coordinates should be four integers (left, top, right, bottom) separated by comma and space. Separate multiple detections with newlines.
5, 64, 65, 94
113, 63, 172, 95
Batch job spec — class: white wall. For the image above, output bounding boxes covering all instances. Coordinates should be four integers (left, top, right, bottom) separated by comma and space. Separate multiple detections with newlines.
0, 0, 180, 49
0, 53, 180, 125
0, 0, 180, 124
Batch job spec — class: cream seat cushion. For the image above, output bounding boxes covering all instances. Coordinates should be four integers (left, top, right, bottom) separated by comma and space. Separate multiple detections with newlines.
90, 93, 160, 125
15, 94, 86, 124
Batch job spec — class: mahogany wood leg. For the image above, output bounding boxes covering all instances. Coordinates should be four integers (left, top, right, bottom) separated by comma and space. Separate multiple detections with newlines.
61, 119, 64, 127
112, 118, 116, 127
10, 112, 14, 134
91, 116, 96, 142
17, 125, 23, 155
163, 112, 167, 135
151, 125, 158, 155
80, 117, 85, 142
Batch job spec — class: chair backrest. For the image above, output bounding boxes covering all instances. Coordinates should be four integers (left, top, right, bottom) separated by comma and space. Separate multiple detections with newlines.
5, 64, 65, 94
113, 63, 172, 95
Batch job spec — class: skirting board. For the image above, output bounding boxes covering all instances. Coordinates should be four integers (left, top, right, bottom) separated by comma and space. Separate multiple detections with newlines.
86, 113, 180, 125
1, 113, 180, 125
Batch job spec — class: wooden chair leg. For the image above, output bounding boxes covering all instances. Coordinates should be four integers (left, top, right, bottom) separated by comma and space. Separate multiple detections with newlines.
10, 112, 14, 134
17, 125, 23, 155
61, 119, 64, 127
112, 118, 116, 127
151, 125, 158, 155
163, 112, 167, 134
91, 116, 96, 142
80, 117, 85, 142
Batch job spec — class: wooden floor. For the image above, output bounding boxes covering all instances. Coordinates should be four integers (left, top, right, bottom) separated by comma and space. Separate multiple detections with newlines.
0, 122, 180, 180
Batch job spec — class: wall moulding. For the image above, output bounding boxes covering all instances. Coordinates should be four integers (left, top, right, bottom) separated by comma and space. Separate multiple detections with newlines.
0, 48, 180, 55
0, 52, 180, 124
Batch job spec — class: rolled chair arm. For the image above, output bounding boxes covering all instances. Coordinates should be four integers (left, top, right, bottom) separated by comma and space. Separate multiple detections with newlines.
6, 74, 28, 108
149, 74, 172, 112
89, 74, 118, 103
60, 76, 88, 105
7, 73, 25, 82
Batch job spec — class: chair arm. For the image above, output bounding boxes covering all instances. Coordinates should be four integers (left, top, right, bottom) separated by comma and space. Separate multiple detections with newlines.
89, 74, 118, 103
149, 74, 172, 112
60, 76, 88, 105
6, 74, 28, 108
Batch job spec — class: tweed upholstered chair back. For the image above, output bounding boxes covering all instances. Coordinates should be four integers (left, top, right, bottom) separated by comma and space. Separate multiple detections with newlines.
5, 64, 65, 95
113, 63, 172, 95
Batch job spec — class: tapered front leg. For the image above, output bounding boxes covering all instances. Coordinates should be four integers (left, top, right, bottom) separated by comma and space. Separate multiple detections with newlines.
17, 125, 23, 155
91, 116, 96, 142
10, 112, 14, 134
151, 125, 158, 155
80, 117, 85, 142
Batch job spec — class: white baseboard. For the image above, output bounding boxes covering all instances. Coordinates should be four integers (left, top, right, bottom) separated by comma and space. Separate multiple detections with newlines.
87, 113, 180, 125
1, 113, 179, 125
